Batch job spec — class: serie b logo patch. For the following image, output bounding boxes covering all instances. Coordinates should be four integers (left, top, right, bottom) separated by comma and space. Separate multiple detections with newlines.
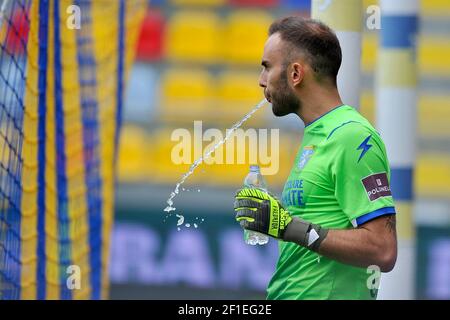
361, 172, 392, 201
298, 146, 315, 170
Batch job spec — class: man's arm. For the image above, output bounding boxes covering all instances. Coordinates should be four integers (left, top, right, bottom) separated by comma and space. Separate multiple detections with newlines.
285, 214, 397, 272
234, 188, 398, 272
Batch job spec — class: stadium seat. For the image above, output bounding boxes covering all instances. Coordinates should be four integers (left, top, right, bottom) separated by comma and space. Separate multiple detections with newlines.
359, 91, 450, 139
416, 154, 450, 198
216, 70, 266, 126
124, 63, 159, 123
165, 11, 221, 63
420, 0, 450, 18
280, 0, 310, 11
362, 34, 450, 77
202, 131, 298, 188
117, 127, 187, 184
169, 0, 226, 7
148, 0, 165, 7
223, 10, 272, 65
419, 36, 450, 77
361, 33, 377, 74
363, 0, 378, 10
117, 125, 152, 182
136, 10, 165, 61
3, 8, 30, 55
160, 68, 215, 123
150, 128, 204, 184
228, 0, 278, 7
359, 90, 375, 125
418, 95, 450, 137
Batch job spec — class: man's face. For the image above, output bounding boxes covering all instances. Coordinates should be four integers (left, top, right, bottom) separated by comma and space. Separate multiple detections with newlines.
259, 33, 301, 117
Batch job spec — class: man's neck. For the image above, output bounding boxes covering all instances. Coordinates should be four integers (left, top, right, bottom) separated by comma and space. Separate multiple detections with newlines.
296, 85, 343, 126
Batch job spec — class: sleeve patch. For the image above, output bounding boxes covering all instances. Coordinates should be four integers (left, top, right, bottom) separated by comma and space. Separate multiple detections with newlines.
361, 172, 392, 201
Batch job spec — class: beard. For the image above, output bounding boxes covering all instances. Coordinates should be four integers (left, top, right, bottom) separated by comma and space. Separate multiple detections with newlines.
270, 71, 301, 117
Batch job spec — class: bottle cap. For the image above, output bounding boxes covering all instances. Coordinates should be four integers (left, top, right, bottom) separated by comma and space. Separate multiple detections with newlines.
249, 165, 260, 172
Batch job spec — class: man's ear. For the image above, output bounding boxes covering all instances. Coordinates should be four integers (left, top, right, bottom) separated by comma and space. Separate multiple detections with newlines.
290, 62, 304, 87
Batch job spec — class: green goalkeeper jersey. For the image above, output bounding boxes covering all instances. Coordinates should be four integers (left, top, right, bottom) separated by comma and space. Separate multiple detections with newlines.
267, 105, 396, 300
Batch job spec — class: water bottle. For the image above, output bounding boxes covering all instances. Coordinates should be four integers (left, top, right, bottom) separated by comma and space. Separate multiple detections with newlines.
243, 165, 269, 245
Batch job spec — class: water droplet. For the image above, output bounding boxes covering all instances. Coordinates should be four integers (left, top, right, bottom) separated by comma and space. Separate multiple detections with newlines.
185, 223, 190, 228
197, 189, 200, 192
177, 227, 180, 231
194, 223, 198, 228
164, 206, 176, 213
176, 214, 184, 226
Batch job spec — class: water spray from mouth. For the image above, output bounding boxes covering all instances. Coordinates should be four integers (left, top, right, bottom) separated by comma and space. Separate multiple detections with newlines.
163, 99, 269, 228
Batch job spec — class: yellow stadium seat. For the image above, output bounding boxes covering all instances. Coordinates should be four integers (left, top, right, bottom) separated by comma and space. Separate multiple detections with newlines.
149, 128, 206, 185
165, 11, 222, 63
418, 95, 450, 137
359, 90, 375, 124
359, 91, 450, 138
421, 0, 450, 17
364, 0, 450, 18
223, 10, 272, 65
160, 68, 215, 123
169, 0, 226, 7
361, 33, 378, 74
362, 34, 450, 77
363, 0, 378, 9
205, 132, 300, 188
416, 154, 450, 198
418, 36, 450, 77
216, 70, 266, 126
117, 125, 152, 182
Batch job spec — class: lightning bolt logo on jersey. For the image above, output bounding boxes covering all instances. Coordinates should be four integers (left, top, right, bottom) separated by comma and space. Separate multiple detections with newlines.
357, 135, 372, 162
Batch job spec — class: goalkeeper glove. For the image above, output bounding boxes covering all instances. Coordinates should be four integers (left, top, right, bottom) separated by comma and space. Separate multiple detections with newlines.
234, 188, 329, 251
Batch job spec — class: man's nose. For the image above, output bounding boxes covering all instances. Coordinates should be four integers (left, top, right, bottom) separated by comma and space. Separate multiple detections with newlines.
259, 72, 267, 88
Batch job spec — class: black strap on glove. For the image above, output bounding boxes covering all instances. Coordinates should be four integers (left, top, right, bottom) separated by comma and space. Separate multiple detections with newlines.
283, 217, 329, 252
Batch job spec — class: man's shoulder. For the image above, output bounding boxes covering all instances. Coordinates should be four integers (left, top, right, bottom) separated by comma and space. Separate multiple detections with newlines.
326, 118, 378, 142
323, 115, 387, 158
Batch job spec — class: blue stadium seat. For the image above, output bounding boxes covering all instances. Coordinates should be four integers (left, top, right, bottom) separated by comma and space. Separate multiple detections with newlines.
228, 0, 278, 7
280, 0, 310, 11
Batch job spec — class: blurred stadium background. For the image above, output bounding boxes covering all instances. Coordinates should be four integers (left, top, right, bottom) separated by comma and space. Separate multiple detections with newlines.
0, 0, 449, 300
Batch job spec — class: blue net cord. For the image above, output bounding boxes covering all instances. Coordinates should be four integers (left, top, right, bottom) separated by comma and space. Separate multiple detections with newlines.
53, 0, 72, 300
0, 0, 32, 300
75, 0, 103, 300
36, 0, 48, 300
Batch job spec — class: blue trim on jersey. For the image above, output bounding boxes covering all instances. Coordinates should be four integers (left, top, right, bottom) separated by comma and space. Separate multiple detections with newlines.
391, 168, 413, 201
305, 104, 346, 128
356, 207, 396, 226
326, 120, 360, 140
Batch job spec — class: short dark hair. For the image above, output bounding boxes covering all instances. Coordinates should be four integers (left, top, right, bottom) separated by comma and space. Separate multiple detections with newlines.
269, 16, 342, 85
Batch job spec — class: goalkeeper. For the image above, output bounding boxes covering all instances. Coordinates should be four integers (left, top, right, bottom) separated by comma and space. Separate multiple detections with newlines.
234, 17, 397, 300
